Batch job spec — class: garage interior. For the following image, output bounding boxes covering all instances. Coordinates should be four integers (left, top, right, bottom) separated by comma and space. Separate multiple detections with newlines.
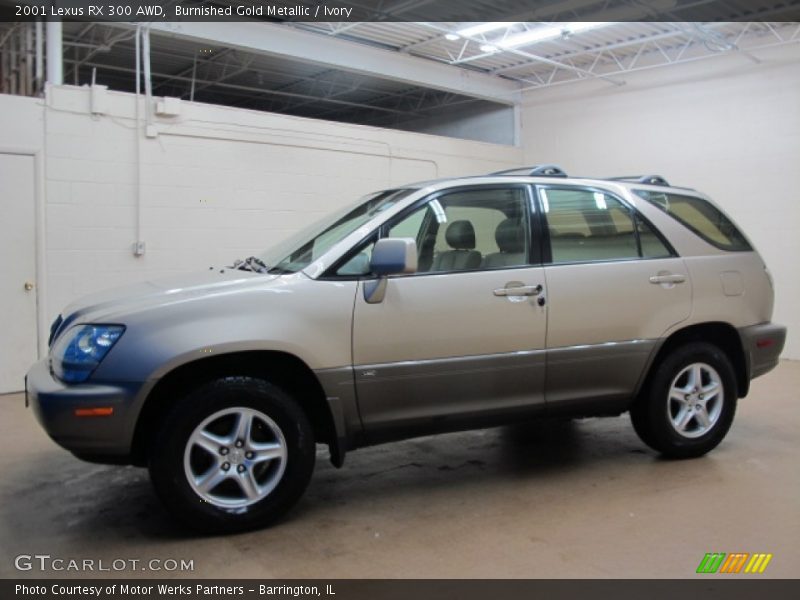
1, 0, 799, 579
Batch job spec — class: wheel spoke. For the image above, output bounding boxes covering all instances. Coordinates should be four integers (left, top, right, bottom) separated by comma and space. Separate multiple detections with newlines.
196, 467, 229, 494
670, 389, 687, 404
233, 411, 253, 445
194, 430, 228, 455
691, 364, 703, 389
675, 406, 694, 431
701, 380, 720, 399
238, 470, 260, 500
250, 442, 285, 464
695, 406, 711, 429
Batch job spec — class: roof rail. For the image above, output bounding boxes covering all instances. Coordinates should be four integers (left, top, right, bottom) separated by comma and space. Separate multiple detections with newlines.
608, 175, 670, 186
491, 164, 568, 178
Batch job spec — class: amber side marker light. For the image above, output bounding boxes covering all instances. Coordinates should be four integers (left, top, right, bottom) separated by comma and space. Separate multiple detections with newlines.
74, 407, 114, 417
756, 338, 775, 349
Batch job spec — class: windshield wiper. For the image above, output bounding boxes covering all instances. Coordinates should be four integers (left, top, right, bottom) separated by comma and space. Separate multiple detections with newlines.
267, 265, 295, 275
231, 256, 270, 273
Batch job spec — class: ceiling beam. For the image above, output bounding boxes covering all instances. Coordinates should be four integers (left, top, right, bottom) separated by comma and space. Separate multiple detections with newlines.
111, 21, 521, 105
67, 59, 427, 116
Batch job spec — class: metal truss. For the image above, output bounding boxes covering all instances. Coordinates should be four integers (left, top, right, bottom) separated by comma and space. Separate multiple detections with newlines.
506, 22, 800, 91
8, 13, 798, 125
406, 21, 799, 91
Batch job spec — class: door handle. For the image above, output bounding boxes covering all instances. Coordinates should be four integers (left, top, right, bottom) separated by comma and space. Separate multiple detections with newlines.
494, 283, 543, 297
24, 281, 35, 291
649, 273, 686, 284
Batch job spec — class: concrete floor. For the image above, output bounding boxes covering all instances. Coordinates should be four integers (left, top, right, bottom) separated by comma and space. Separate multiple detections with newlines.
1, 361, 798, 579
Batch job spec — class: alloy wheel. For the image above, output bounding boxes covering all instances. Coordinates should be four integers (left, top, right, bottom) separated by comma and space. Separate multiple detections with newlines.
666, 362, 724, 439
183, 407, 287, 509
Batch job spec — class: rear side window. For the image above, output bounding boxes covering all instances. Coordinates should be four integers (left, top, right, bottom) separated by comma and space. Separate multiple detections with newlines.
635, 190, 752, 252
542, 187, 673, 263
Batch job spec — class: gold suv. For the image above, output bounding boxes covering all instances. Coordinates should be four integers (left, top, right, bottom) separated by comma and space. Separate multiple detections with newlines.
27, 165, 786, 532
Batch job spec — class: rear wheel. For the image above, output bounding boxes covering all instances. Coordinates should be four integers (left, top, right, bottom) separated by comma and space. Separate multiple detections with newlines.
148, 377, 315, 533
631, 343, 737, 458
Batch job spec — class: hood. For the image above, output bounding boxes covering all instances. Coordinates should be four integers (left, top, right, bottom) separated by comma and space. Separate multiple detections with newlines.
54, 269, 280, 340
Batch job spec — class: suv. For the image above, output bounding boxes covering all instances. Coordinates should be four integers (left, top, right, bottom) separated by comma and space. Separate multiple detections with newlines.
27, 165, 785, 533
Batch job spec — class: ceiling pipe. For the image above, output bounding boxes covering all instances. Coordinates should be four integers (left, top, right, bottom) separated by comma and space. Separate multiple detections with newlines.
45, 19, 63, 85
35, 20, 43, 93
141, 25, 154, 129
134, 24, 145, 257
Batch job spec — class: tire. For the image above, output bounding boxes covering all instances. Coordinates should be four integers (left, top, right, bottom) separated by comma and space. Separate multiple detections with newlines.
630, 342, 737, 459
148, 376, 315, 534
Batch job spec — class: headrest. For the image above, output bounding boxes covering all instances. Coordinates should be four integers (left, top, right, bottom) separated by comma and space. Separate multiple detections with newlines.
445, 220, 476, 250
495, 219, 525, 253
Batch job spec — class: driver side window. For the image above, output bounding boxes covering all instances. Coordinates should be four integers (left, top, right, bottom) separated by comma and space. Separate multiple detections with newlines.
391, 187, 530, 274
336, 187, 530, 276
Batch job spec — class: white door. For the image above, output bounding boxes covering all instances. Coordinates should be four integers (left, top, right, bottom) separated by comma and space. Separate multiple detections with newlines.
0, 153, 38, 393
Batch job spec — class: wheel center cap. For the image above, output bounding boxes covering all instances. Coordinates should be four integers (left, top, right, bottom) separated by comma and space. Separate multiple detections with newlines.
229, 449, 244, 465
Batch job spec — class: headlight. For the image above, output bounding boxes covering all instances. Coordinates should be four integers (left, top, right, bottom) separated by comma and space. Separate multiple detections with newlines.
51, 325, 125, 383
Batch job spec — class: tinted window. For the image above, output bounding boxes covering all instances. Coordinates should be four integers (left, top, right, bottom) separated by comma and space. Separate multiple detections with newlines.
635, 190, 752, 252
636, 215, 673, 258
269, 188, 414, 274
383, 187, 531, 273
336, 187, 531, 276
542, 188, 639, 263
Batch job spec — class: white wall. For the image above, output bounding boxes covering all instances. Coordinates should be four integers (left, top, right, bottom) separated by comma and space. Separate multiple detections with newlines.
0, 94, 44, 148
521, 44, 800, 358
0, 87, 523, 354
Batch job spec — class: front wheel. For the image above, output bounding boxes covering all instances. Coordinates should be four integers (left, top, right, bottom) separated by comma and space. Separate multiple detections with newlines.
630, 343, 737, 459
148, 377, 315, 533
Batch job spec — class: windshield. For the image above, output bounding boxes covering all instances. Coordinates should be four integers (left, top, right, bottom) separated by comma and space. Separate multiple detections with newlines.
259, 188, 416, 274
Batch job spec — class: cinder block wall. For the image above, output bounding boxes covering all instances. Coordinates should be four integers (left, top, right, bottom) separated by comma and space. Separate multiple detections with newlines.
520, 45, 800, 358
2, 86, 522, 352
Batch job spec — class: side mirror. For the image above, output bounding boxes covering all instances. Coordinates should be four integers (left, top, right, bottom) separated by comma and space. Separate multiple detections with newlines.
364, 238, 417, 304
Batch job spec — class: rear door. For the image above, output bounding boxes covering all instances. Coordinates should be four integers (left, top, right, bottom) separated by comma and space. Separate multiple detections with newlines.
538, 185, 691, 407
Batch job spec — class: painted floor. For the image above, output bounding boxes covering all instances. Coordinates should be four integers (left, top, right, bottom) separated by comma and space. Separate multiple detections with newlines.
1, 361, 797, 579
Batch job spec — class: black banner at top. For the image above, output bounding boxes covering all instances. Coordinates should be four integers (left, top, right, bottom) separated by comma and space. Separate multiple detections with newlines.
2, 0, 800, 23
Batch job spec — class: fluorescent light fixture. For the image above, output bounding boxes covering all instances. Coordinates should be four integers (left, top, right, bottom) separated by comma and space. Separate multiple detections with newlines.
480, 44, 498, 53
457, 22, 517, 37
444, 33, 460, 41
499, 22, 612, 48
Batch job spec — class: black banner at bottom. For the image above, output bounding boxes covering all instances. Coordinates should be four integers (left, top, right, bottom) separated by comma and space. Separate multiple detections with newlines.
4, 579, 800, 600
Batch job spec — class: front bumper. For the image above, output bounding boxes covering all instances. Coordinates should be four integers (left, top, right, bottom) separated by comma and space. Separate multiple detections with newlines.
739, 322, 787, 380
26, 358, 145, 463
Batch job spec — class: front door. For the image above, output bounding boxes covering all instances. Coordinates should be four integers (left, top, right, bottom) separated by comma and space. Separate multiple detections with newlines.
350, 185, 547, 439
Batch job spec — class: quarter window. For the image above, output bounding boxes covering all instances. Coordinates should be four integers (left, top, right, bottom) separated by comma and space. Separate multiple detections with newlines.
634, 190, 752, 252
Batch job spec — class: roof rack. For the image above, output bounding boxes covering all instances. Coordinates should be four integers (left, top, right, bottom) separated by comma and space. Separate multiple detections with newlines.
607, 175, 670, 186
491, 164, 568, 178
